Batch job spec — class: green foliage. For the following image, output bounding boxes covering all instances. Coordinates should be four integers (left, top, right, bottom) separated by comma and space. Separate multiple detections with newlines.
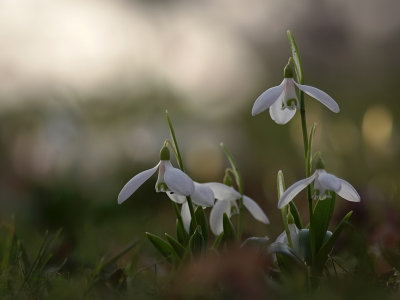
189, 227, 205, 256
146, 232, 180, 265
312, 211, 353, 276
222, 213, 237, 243
312, 192, 336, 255
165, 233, 186, 260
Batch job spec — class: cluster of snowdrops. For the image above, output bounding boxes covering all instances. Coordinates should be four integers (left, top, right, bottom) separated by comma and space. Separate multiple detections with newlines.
117, 31, 361, 283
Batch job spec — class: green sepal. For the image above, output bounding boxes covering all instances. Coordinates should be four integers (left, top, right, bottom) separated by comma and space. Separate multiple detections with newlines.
222, 213, 237, 242
240, 237, 269, 249
212, 232, 225, 251
311, 211, 353, 276
289, 201, 303, 229
165, 233, 186, 260
146, 232, 180, 265
287, 30, 304, 84
176, 219, 188, 247
190, 207, 209, 246
189, 227, 205, 256
312, 192, 335, 254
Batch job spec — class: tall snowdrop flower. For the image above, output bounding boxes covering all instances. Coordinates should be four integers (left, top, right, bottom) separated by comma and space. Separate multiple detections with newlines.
278, 158, 360, 209
275, 215, 303, 261
204, 182, 269, 236
252, 63, 340, 124
118, 146, 195, 204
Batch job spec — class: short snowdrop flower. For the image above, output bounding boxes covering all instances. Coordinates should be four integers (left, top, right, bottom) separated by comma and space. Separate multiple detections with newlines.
278, 158, 360, 209
252, 63, 340, 124
275, 220, 303, 261
118, 146, 195, 204
204, 182, 269, 236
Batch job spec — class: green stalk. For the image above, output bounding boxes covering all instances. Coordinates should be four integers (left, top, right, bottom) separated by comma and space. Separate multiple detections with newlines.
166, 111, 197, 230
171, 201, 188, 245
287, 31, 315, 259
220, 143, 244, 240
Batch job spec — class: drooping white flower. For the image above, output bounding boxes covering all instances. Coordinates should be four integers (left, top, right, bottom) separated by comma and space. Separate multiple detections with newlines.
118, 146, 195, 204
274, 223, 303, 261
278, 158, 360, 209
166, 182, 215, 207
204, 182, 270, 236
252, 63, 340, 124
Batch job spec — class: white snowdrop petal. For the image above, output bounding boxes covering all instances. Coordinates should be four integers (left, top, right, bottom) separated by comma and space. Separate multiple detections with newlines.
164, 161, 195, 196
288, 224, 303, 260
210, 200, 231, 236
191, 182, 215, 207
118, 163, 160, 204
166, 192, 186, 204
203, 182, 241, 201
181, 202, 191, 233
337, 179, 361, 202
243, 196, 269, 224
294, 82, 340, 113
317, 172, 341, 192
252, 79, 286, 116
276, 230, 288, 244
269, 96, 296, 125
278, 173, 317, 209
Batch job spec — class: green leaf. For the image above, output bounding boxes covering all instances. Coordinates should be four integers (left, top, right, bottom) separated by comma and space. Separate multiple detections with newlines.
212, 232, 225, 251
299, 229, 312, 266
312, 192, 336, 254
176, 218, 188, 247
240, 237, 269, 249
146, 232, 180, 265
299, 229, 332, 267
193, 207, 209, 246
287, 30, 304, 84
307, 123, 317, 175
289, 201, 303, 229
222, 213, 237, 242
189, 227, 205, 256
165, 233, 186, 260
311, 211, 353, 276
267, 242, 303, 264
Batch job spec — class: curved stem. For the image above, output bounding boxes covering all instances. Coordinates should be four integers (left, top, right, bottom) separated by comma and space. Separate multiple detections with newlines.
166, 111, 197, 230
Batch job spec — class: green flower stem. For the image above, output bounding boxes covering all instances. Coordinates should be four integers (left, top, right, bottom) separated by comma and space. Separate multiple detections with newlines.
287, 31, 315, 260
220, 143, 244, 240
277, 171, 293, 249
166, 111, 198, 231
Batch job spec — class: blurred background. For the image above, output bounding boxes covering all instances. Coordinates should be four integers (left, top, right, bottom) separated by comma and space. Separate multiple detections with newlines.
0, 0, 399, 270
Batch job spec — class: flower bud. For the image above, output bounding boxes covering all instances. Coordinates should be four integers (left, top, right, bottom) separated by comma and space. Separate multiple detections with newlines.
223, 173, 233, 187
315, 157, 326, 170
284, 64, 294, 78
159, 146, 170, 161
287, 212, 295, 224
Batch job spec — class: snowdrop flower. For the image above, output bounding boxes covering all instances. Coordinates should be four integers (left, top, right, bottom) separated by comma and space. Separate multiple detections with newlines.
252, 63, 340, 124
204, 182, 270, 236
274, 221, 303, 261
166, 182, 215, 233
118, 146, 195, 204
278, 158, 360, 209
